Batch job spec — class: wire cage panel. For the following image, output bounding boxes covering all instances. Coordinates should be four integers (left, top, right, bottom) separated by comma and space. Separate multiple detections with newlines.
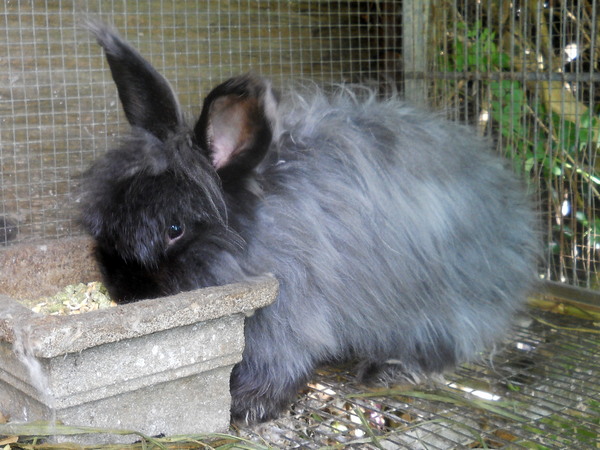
428, 0, 599, 288
2, 1, 599, 287
1, 2, 599, 448
0, 0, 401, 245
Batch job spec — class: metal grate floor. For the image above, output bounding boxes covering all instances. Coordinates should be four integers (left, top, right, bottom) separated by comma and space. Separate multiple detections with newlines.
237, 308, 600, 449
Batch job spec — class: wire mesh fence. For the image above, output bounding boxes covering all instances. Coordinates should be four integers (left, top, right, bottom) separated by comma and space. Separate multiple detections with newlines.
0, 305, 598, 449
236, 308, 600, 449
2, 1, 599, 286
2, 1, 599, 287
428, 0, 600, 288
0, 1, 599, 448
0, 0, 400, 245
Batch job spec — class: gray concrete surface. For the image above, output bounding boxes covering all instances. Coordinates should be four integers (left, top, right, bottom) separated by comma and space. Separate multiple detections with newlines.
0, 239, 278, 443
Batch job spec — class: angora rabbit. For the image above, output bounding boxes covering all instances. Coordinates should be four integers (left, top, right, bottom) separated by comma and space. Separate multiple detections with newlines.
81, 22, 538, 423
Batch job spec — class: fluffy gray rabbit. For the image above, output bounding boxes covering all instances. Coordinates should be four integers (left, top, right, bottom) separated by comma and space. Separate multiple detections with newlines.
80, 22, 538, 423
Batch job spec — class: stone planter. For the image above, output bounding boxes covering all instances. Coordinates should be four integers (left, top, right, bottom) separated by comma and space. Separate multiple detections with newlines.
0, 238, 278, 443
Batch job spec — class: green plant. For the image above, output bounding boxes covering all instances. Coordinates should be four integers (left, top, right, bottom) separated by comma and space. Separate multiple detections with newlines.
437, 13, 600, 286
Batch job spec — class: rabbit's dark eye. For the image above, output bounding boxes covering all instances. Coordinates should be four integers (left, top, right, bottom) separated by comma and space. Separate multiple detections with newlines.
166, 224, 184, 243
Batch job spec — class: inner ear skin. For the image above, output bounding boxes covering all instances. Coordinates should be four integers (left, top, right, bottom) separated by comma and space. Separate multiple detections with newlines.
208, 96, 258, 169
194, 75, 275, 184
200, 95, 272, 184
215, 124, 272, 184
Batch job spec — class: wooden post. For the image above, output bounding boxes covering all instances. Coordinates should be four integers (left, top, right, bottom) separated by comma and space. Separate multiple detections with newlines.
403, 0, 431, 106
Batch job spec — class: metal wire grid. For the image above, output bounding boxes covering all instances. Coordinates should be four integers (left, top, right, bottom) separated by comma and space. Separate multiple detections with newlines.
1, 3, 599, 448
3, 0, 599, 288
0, 1, 399, 245
237, 309, 600, 449
429, 0, 600, 288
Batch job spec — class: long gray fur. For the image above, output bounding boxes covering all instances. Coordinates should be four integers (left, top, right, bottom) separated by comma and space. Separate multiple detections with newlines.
80, 21, 539, 423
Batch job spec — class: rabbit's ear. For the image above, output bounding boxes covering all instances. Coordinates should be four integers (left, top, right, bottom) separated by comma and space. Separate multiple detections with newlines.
86, 21, 183, 141
194, 75, 278, 181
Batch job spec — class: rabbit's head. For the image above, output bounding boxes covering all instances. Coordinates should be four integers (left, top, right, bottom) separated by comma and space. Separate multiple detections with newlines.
80, 22, 277, 301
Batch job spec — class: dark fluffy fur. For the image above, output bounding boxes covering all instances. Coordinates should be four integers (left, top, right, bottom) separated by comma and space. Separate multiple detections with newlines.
80, 22, 539, 423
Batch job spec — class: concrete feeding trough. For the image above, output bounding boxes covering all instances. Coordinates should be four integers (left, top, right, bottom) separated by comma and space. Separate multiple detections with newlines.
0, 237, 278, 443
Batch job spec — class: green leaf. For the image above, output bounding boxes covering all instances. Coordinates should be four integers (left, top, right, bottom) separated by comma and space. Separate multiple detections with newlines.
575, 210, 588, 225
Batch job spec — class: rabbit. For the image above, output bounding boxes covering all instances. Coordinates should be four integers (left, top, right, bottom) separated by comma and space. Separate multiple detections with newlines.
80, 22, 539, 423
